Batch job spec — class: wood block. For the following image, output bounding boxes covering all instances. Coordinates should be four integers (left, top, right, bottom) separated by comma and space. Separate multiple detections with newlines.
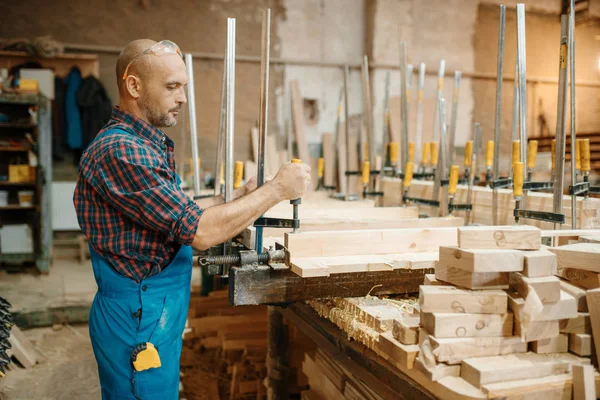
509, 273, 561, 303
560, 313, 591, 334
556, 267, 600, 290
8, 325, 37, 368
585, 288, 600, 367
461, 353, 570, 388
514, 318, 560, 342
457, 225, 541, 250
428, 334, 527, 364
424, 274, 442, 285
522, 249, 558, 277
570, 333, 593, 356
392, 316, 419, 345
418, 285, 508, 314
414, 357, 460, 382
572, 364, 596, 400
549, 243, 600, 273
439, 246, 524, 272
508, 290, 577, 322
559, 279, 588, 312
420, 312, 513, 338
435, 263, 509, 290
377, 331, 419, 369
531, 333, 569, 354
482, 373, 573, 399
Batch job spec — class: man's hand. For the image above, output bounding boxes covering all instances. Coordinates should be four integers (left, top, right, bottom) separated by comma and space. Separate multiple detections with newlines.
271, 162, 311, 200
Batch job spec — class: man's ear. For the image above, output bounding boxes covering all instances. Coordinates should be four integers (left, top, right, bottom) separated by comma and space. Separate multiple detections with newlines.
125, 75, 141, 99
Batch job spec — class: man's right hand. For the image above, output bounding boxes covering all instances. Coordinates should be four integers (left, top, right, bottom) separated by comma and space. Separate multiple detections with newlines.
272, 161, 311, 200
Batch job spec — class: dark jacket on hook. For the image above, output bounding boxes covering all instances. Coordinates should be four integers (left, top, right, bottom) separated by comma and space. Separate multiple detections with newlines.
76, 75, 112, 149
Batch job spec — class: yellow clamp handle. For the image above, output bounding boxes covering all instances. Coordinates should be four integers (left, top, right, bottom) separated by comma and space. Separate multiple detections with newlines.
485, 140, 494, 168
422, 142, 431, 165
291, 158, 302, 164
448, 165, 459, 195
408, 142, 415, 163
361, 161, 370, 185
233, 161, 244, 189
551, 139, 556, 171
527, 140, 538, 170
389, 142, 399, 164
431, 142, 439, 166
219, 164, 225, 186
317, 157, 324, 178
581, 138, 591, 173
513, 162, 524, 197
512, 140, 521, 165
364, 143, 369, 161
576, 139, 582, 171
464, 141, 473, 167
403, 161, 414, 188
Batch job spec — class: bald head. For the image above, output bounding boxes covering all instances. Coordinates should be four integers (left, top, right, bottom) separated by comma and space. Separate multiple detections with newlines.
116, 39, 188, 128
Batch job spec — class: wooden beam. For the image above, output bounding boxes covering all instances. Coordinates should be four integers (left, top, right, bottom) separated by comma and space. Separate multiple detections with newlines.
560, 312, 591, 334
418, 285, 508, 314
285, 227, 458, 258
392, 316, 420, 345
427, 334, 527, 364
414, 358, 461, 382
439, 246, 524, 272
509, 274, 561, 303
572, 364, 596, 400
420, 312, 513, 338
569, 333, 593, 356
556, 266, 600, 289
514, 318, 559, 342
435, 263, 509, 290
549, 243, 600, 273
457, 225, 541, 250
559, 279, 588, 312
531, 333, 568, 354
584, 288, 600, 366
377, 332, 419, 369
522, 249, 557, 277
508, 290, 577, 321
229, 265, 428, 306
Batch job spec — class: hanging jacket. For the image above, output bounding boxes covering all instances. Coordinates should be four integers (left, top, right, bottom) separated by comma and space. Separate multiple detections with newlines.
64, 67, 83, 150
76, 75, 112, 149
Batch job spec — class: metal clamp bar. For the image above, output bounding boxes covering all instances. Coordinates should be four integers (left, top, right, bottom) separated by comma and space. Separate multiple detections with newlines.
569, 181, 589, 195
514, 209, 565, 224
449, 203, 473, 212
492, 4, 506, 226
185, 54, 202, 196
403, 196, 440, 208
254, 217, 299, 229
523, 181, 554, 191
491, 177, 513, 189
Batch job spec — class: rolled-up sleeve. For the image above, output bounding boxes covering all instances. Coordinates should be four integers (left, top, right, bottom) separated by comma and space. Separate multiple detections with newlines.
89, 140, 202, 245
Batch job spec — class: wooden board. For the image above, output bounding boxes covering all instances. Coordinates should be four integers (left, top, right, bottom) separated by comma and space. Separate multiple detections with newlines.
322, 133, 335, 188
508, 290, 577, 322
8, 325, 37, 368
414, 358, 461, 382
439, 246, 524, 272
522, 249, 558, 277
392, 316, 420, 345
457, 225, 541, 250
531, 333, 568, 354
418, 285, 508, 314
582, 288, 600, 367
420, 312, 513, 338
514, 318, 560, 342
378, 331, 420, 369
569, 333, 593, 356
572, 364, 596, 400
549, 243, 600, 273
559, 312, 591, 334
509, 274, 561, 304
435, 263, 509, 290
482, 373, 573, 399
559, 279, 588, 312
427, 334, 528, 365
461, 353, 571, 388
285, 227, 458, 259
290, 80, 313, 190
556, 266, 600, 290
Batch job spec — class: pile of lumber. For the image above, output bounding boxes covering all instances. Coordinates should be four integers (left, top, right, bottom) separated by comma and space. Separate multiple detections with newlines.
380, 178, 600, 230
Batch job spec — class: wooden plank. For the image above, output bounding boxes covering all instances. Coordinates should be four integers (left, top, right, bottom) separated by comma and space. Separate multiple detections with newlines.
559, 279, 588, 312
549, 243, 600, 273
290, 80, 312, 190
439, 246, 524, 272
556, 266, 600, 290
229, 265, 427, 306
461, 353, 571, 388
482, 373, 573, 399
377, 331, 419, 369
572, 364, 596, 400
508, 290, 577, 322
509, 274, 561, 304
420, 312, 513, 339
285, 227, 458, 258
435, 263, 509, 290
569, 333, 593, 356
8, 325, 37, 368
457, 225, 541, 250
583, 288, 600, 367
514, 318, 560, 342
522, 249, 558, 277
418, 285, 508, 314
414, 358, 461, 382
428, 334, 528, 364
560, 312, 591, 334
531, 333, 569, 354
322, 133, 335, 188
392, 316, 420, 345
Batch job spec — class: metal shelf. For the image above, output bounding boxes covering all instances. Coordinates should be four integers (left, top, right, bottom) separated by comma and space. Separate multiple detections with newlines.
0, 205, 36, 210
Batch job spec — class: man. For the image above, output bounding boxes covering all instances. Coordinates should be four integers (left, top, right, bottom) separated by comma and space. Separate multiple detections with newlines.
74, 39, 310, 400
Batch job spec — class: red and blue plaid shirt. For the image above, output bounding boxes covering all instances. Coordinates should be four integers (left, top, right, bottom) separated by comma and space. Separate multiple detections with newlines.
74, 107, 203, 282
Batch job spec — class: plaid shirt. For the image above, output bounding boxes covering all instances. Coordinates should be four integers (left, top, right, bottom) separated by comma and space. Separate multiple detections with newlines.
74, 107, 203, 282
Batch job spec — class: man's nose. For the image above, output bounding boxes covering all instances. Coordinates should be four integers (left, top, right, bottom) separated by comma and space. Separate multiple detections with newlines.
177, 87, 187, 104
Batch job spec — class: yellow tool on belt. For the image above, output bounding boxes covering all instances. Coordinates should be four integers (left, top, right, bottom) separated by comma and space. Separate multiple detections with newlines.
233, 161, 244, 189
131, 342, 161, 372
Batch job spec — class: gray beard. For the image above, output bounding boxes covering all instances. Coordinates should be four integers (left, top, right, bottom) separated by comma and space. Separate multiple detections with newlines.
140, 99, 176, 128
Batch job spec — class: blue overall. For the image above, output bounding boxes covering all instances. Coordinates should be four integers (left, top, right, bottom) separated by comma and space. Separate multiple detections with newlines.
88, 243, 192, 400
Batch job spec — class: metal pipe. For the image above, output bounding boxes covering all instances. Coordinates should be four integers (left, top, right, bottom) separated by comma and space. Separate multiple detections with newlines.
511, 60, 520, 143
214, 60, 227, 196
432, 98, 447, 217
185, 54, 202, 197
432, 60, 446, 144
361, 56, 376, 165
224, 18, 236, 204
343, 65, 352, 199
516, 4, 528, 186
415, 63, 426, 167
399, 43, 410, 172
553, 15, 569, 226
569, 0, 577, 230
382, 72, 391, 166
492, 4, 505, 226
448, 71, 461, 168
467, 123, 482, 225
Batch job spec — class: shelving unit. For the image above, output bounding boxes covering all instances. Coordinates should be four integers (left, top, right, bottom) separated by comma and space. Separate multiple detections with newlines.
0, 92, 51, 272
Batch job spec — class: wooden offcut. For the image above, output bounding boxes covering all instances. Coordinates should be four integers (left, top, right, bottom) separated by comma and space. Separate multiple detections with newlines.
514, 319, 559, 342
556, 266, 600, 290
582, 288, 600, 367
559, 312, 591, 334
439, 246, 524, 272
427, 334, 527, 364
435, 263, 509, 290
509, 273, 560, 304
424, 274, 442, 286
8, 325, 37, 369
414, 358, 461, 382
457, 225, 541, 250
508, 290, 577, 322
522, 249, 558, 277
392, 316, 420, 345
531, 333, 568, 354
569, 333, 593, 356
559, 279, 588, 312
572, 364, 596, 400
378, 331, 419, 369
420, 312, 513, 338
549, 243, 600, 273
418, 285, 508, 314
